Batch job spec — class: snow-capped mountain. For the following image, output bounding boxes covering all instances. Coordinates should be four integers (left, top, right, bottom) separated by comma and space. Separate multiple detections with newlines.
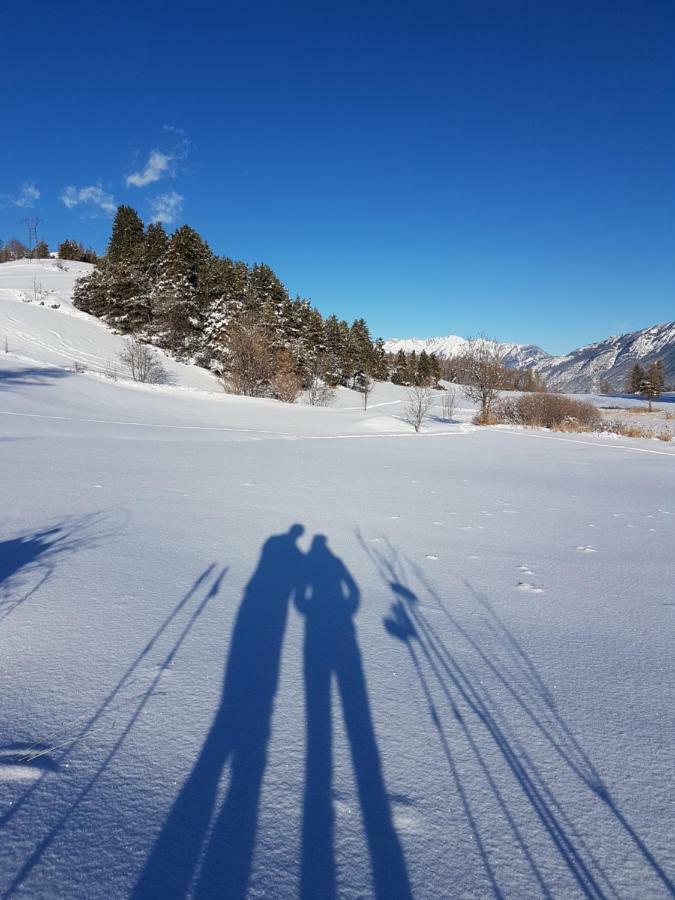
532, 321, 675, 392
383, 335, 551, 369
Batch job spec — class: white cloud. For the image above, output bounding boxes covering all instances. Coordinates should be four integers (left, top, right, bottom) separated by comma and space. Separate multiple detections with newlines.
61, 184, 116, 216
126, 150, 172, 187
149, 191, 184, 224
13, 181, 40, 207
127, 129, 190, 188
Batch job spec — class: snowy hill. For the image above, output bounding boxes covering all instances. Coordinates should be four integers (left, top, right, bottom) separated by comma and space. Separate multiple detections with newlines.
0, 259, 221, 392
383, 334, 551, 369
533, 320, 675, 392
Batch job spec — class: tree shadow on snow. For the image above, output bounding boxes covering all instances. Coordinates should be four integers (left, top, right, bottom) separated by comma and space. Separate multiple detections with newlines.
362, 537, 675, 899
0, 514, 106, 625
0, 366, 71, 391
133, 526, 411, 900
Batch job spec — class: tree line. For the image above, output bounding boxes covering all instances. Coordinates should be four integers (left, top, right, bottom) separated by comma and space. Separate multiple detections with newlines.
0, 236, 97, 264
73, 205, 393, 400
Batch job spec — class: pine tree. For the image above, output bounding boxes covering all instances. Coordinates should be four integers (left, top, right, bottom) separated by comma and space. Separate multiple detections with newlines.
391, 349, 409, 385
144, 222, 169, 276
627, 362, 645, 394
371, 338, 389, 380
106, 206, 145, 265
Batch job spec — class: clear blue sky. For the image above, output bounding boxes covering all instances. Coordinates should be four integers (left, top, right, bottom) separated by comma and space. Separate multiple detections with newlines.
2, 0, 673, 354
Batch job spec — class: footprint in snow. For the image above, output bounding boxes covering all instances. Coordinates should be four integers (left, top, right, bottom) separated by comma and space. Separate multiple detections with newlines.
575, 545, 597, 553
518, 565, 534, 574
425, 555, 439, 560
468, 555, 480, 560
432, 521, 443, 526
390, 515, 400, 520
243, 482, 256, 487
518, 582, 544, 594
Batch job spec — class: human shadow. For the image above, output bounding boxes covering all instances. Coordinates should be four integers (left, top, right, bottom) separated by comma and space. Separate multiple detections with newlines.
296, 535, 412, 900
132, 524, 305, 900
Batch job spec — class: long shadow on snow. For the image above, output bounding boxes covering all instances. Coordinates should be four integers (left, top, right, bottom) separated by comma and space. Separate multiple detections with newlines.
1, 564, 227, 898
0, 366, 71, 391
0, 515, 103, 625
362, 538, 674, 899
133, 526, 411, 900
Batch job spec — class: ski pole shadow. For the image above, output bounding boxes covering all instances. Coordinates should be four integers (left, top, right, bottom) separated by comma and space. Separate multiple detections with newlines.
1, 564, 227, 898
363, 536, 674, 898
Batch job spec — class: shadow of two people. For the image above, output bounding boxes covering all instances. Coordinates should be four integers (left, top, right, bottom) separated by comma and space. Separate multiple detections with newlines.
133, 525, 411, 900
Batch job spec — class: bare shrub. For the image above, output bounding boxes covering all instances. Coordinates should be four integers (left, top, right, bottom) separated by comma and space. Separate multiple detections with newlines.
403, 385, 434, 432
657, 430, 672, 442
440, 387, 457, 422
271, 351, 303, 403
104, 359, 118, 381
604, 420, 654, 439
457, 337, 506, 419
119, 338, 167, 384
306, 375, 336, 407
492, 393, 602, 432
357, 373, 374, 410
73, 361, 88, 374
223, 319, 275, 397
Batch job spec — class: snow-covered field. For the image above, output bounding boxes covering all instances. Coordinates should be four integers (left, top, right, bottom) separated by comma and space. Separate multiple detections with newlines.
1, 261, 674, 899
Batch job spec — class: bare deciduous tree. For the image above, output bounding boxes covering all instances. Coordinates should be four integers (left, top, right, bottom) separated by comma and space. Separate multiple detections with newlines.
360, 373, 374, 411
224, 319, 275, 397
403, 385, 434, 432
306, 373, 336, 407
457, 336, 506, 422
271, 350, 304, 403
440, 387, 457, 422
119, 337, 167, 384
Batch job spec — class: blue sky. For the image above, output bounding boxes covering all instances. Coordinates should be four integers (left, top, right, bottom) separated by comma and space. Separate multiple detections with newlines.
2, 0, 674, 354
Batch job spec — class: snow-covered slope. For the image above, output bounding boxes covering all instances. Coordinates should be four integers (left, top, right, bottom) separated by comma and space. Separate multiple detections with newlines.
533, 320, 675, 392
1, 350, 674, 899
0, 259, 222, 392
383, 334, 551, 368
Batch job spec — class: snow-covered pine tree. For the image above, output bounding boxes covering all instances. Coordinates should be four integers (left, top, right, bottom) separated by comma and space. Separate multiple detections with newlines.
150, 225, 214, 357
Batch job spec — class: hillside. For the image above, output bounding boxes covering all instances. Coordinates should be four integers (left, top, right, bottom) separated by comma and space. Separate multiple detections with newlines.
0, 259, 222, 392
533, 320, 675, 392
383, 335, 551, 369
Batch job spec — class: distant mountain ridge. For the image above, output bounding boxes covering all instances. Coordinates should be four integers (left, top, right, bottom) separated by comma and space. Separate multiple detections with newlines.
385, 321, 675, 392
532, 320, 675, 392
382, 335, 551, 370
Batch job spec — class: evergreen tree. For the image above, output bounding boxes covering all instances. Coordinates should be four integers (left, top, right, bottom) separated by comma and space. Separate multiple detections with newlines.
144, 222, 169, 275
371, 338, 389, 381
627, 362, 645, 394
34, 239, 50, 259
151, 228, 208, 356
391, 349, 409, 385
106, 206, 145, 265
417, 349, 433, 386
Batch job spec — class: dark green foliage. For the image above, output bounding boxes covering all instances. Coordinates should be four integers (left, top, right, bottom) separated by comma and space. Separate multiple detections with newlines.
627, 362, 645, 394
71, 204, 390, 394
34, 239, 50, 259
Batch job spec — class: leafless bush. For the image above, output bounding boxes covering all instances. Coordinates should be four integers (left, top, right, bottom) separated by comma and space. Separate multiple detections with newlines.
440, 387, 457, 421
306, 374, 336, 407
359, 373, 374, 410
492, 393, 602, 431
223, 320, 275, 397
104, 359, 118, 381
271, 351, 303, 403
3, 337, 8, 354
458, 336, 506, 419
403, 385, 434, 432
73, 361, 88, 374
119, 338, 167, 384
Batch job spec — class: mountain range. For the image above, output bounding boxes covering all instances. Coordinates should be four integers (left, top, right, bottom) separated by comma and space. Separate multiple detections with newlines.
384, 321, 675, 392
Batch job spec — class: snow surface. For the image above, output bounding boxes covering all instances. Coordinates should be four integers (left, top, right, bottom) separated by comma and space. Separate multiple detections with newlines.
1, 261, 674, 899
